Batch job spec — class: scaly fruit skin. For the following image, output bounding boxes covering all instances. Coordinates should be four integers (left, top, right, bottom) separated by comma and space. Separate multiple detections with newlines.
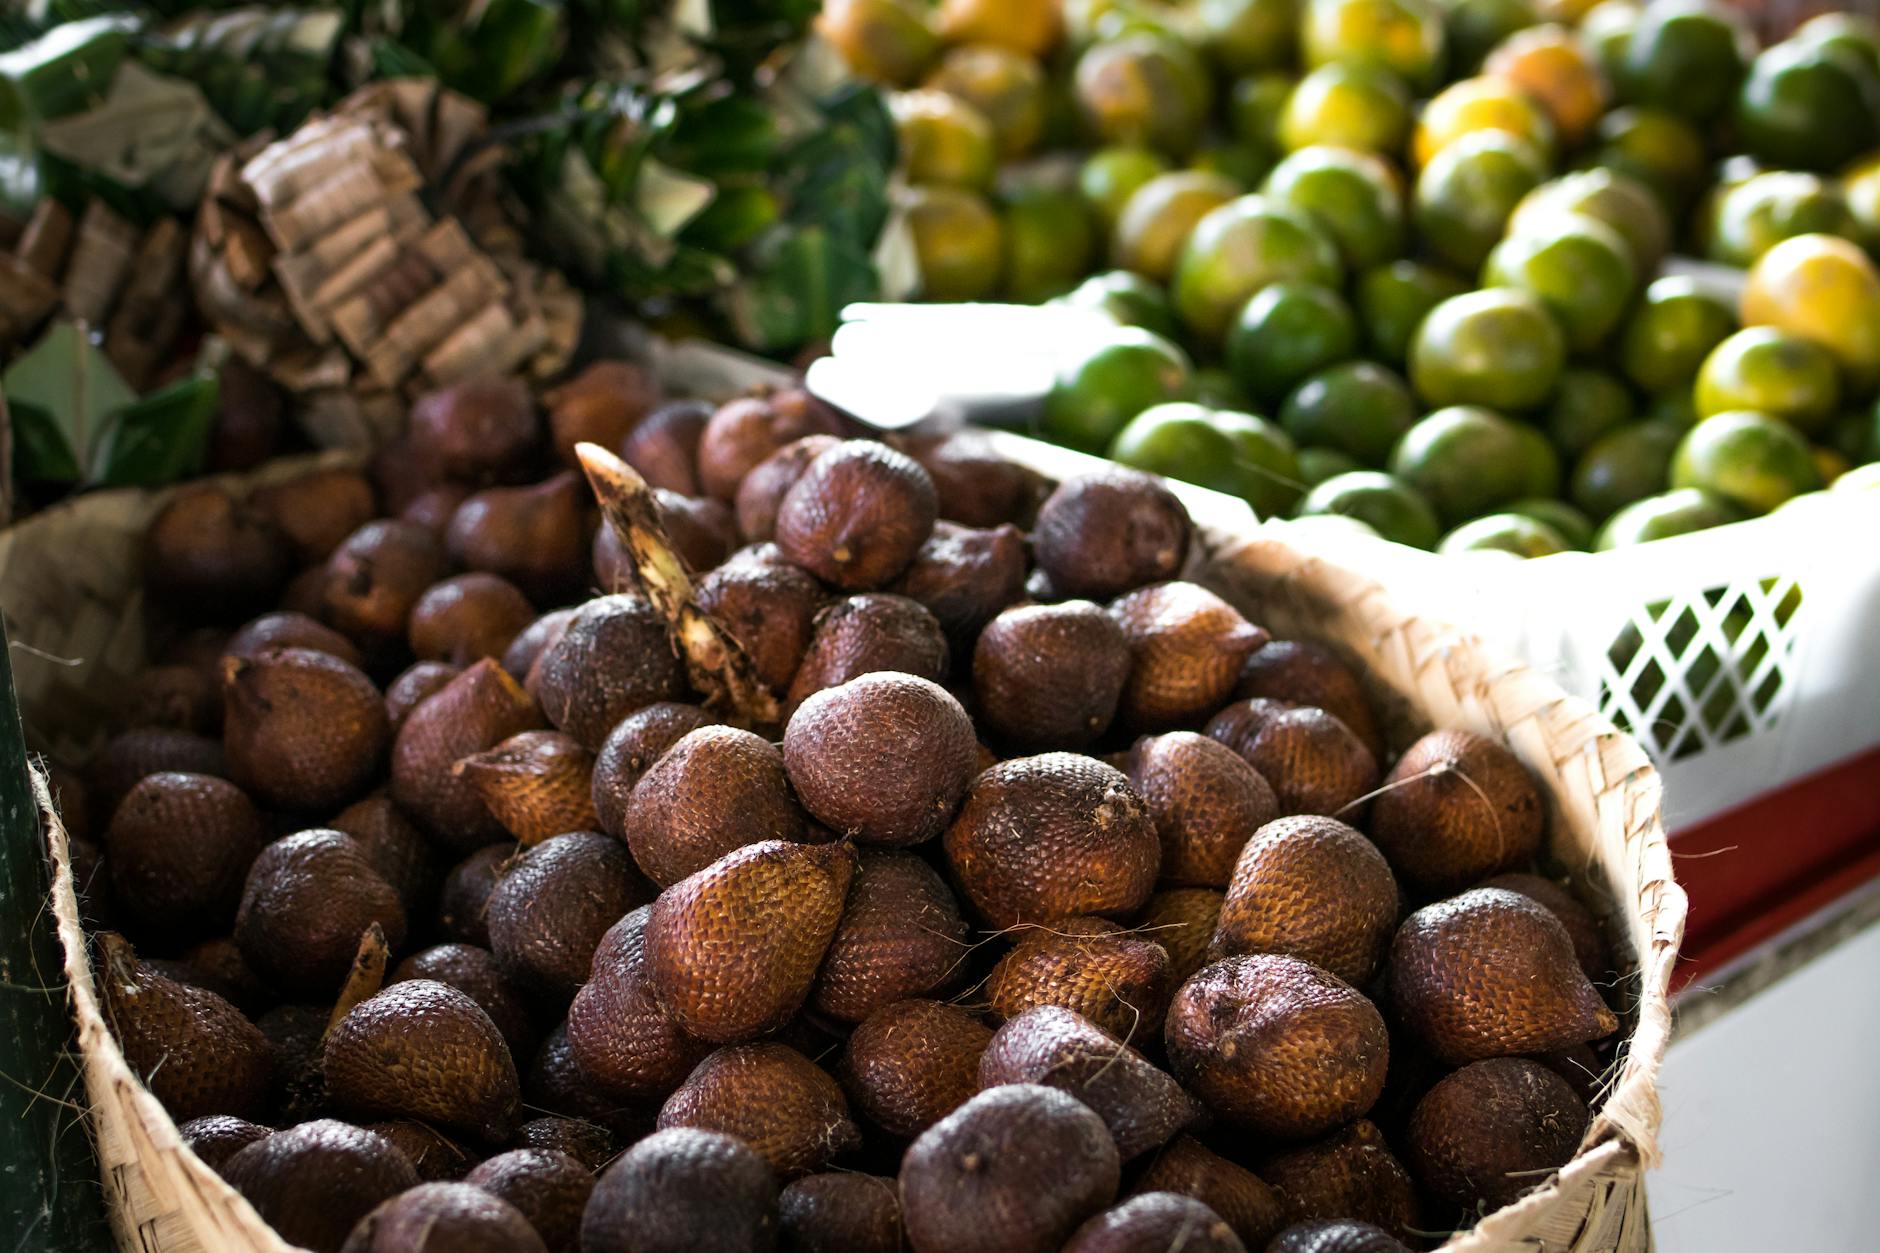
510, 1118, 616, 1171
698, 390, 847, 503
333, 794, 441, 915
1389, 887, 1619, 1064
785, 593, 951, 714
1367, 729, 1545, 892
323, 520, 449, 649
899, 1084, 1122, 1253
105, 772, 267, 940
624, 726, 807, 886
409, 573, 538, 669
97, 934, 271, 1124
1032, 469, 1192, 600
324, 980, 522, 1145
778, 1173, 903, 1253
234, 829, 407, 997
567, 907, 712, 1102
463, 1148, 595, 1253
840, 999, 994, 1139
696, 563, 827, 695
1061, 1193, 1246, 1253
643, 840, 856, 1043
775, 441, 938, 590
445, 474, 594, 608
985, 917, 1174, 1039
1164, 955, 1388, 1139
385, 663, 462, 735
1259, 1120, 1420, 1237
1138, 889, 1226, 985
944, 753, 1160, 929
737, 436, 846, 543
1127, 732, 1279, 888
580, 1128, 780, 1253
227, 611, 364, 669
360, 1120, 475, 1182
338, 1181, 547, 1253
810, 849, 969, 1022
973, 602, 1132, 751
1234, 640, 1383, 758
222, 647, 390, 812
177, 1115, 272, 1170
1406, 1057, 1589, 1213
1204, 701, 1379, 819
592, 703, 718, 840
391, 944, 537, 1061
891, 521, 1029, 649
980, 1006, 1201, 1160
221, 1121, 422, 1253
486, 832, 651, 996
531, 595, 690, 751
1133, 1136, 1287, 1250
1210, 816, 1400, 986
1266, 1219, 1413, 1252
392, 658, 547, 852
657, 1043, 862, 1178
1109, 583, 1270, 731
456, 730, 599, 846
1483, 872, 1610, 980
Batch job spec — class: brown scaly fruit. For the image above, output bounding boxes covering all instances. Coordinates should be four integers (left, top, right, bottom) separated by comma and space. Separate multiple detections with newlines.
456, 730, 600, 846
1110, 583, 1269, 731
779, 1173, 903, 1253
840, 998, 993, 1139
255, 1003, 330, 1123
580, 1127, 779, 1253
566, 906, 713, 1102
1210, 816, 1399, 986
591, 702, 717, 837
340, 1181, 547, 1253
125, 664, 220, 735
785, 593, 950, 713
235, 829, 407, 995
1535, 1041, 1606, 1106
86, 727, 228, 817
1369, 730, 1545, 893
526, 1023, 646, 1134
1389, 887, 1619, 1064
392, 658, 546, 851
144, 486, 291, 622
1236, 640, 1383, 759
363, 1120, 476, 1181
984, 918, 1172, 1039
891, 520, 1029, 650
323, 520, 449, 649
644, 839, 856, 1042
409, 574, 538, 668
448, 473, 594, 606
1033, 469, 1190, 600
697, 388, 846, 501
1164, 955, 1388, 1139
1062, 1193, 1246, 1253
531, 595, 691, 750
407, 375, 541, 484
177, 1114, 272, 1170
902, 429, 1046, 527
1138, 889, 1226, 985
899, 1083, 1121, 1253
1482, 873, 1610, 981
487, 831, 650, 996
504, 609, 578, 683
736, 434, 843, 542
1258, 1120, 1420, 1238
385, 662, 461, 735
1133, 1136, 1286, 1250
1205, 701, 1379, 820
625, 727, 807, 886
980, 1006, 1200, 1159
223, 647, 389, 812
436, 844, 515, 947
775, 440, 938, 589
810, 848, 969, 1022
594, 491, 737, 586
658, 1043, 861, 1177
392, 943, 537, 1059
944, 753, 1160, 929
220, 1121, 421, 1253
1127, 733, 1279, 888
510, 1117, 616, 1171
1266, 1220, 1413, 1253
620, 399, 713, 495
324, 979, 521, 1144
403, 484, 474, 535
784, 673, 978, 847
466, 1148, 595, 1253
973, 602, 1132, 750
226, 611, 365, 669
696, 561, 829, 695
1407, 1057, 1588, 1214
105, 772, 266, 938
546, 360, 659, 468
252, 469, 379, 565
96, 933, 270, 1122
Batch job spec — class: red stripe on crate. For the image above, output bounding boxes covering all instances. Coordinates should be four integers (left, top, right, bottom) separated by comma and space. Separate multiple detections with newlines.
1670, 745, 1880, 991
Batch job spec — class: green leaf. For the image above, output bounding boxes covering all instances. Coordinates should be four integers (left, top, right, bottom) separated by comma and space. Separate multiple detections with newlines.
0, 14, 136, 129
97, 367, 219, 486
723, 224, 877, 353
1, 323, 136, 485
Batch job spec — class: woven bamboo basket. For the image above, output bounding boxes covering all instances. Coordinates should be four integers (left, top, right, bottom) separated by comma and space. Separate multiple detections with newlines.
16, 447, 1683, 1253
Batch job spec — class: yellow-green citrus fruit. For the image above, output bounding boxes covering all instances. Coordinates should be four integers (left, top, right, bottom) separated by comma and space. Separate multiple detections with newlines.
1693, 327, 1841, 435
1172, 195, 1344, 341
1409, 287, 1565, 411
905, 185, 1005, 300
1111, 171, 1242, 281
1670, 409, 1823, 514
1483, 211, 1636, 350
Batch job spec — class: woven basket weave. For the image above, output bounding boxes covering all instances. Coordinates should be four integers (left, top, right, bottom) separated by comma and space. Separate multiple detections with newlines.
21, 463, 1683, 1252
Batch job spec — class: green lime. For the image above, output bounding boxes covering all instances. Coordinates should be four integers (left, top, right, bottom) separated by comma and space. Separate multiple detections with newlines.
1484, 212, 1637, 351
1594, 487, 1742, 547
1264, 145, 1406, 269
1736, 40, 1880, 173
1545, 368, 1636, 458
1694, 327, 1842, 435
1583, 0, 1642, 83
1108, 401, 1247, 492
1061, 270, 1182, 340
1002, 185, 1098, 303
1828, 401, 1880, 463
1618, 275, 1738, 395
1388, 405, 1541, 523
1111, 171, 1241, 281
1298, 446, 1366, 484
1296, 470, 1445, 547
1357, 260, 1470, 365
1620, 1, 1755, 122
1189, 366, 1254, 409
1671, 410, 1824, 513
1570, 417, 1683, 520
1080, 146, 1173, 225
1443, 0, 1541, 75
1504, 497, 1595, 548
1226, 281, 1359, 403
1707, 171, 1860, 266
1301, 0, 1449, 91
1231, 72, 1296, 150
1215, 407, 1308, 516
905, 185, 1005, 300
1588, 106, 1708, 212
1438, 512, 1571, 557
893, 90, 998, 189
1412, 130, 1548, 271
1409, 287, 1565, 412
1199, 0, 1298, 73
1279, 360, 1419, 464
1278, 62, 1414, 154
925, 44, 1050, 158
1507, 168, 1670, 274
1172, 195, 1345, 341
1042, 327, 1192, 451
1795, 12, 1880, 78
1074, 33, 1215, 155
